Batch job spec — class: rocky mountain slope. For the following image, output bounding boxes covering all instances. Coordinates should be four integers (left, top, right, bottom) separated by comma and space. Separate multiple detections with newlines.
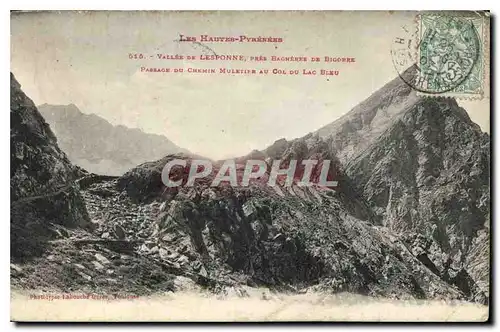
111, 154, 468, 300
10, 69, 490, 305
239, 66, 490, 303
38, 104, 186, 176
10, 73, 90, 260
344, 96, 490, 302
315, 65, 421, 163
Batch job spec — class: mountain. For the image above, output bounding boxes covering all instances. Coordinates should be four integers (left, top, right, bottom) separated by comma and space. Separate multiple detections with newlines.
304, 66, 490, 301
315, 65, 420, 163
38, 104, 187, 176
10, 68, 490, 305
231, 66, 490, 302
10, 73, 91, 260
344, 96, 490, 301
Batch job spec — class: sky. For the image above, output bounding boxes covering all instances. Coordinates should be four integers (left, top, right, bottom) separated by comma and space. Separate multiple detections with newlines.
11, 11, 490, 159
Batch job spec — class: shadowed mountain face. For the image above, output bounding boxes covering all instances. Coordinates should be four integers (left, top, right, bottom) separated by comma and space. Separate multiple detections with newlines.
10, 73, 90, 260
287, 66, 490, 300
344, 97, 490, 300
10, 69, 490, 305
230, 66, 490, 302
38, 104, 187, 176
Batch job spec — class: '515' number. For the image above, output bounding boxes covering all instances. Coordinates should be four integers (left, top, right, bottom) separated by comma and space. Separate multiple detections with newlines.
128, 53, 144, 59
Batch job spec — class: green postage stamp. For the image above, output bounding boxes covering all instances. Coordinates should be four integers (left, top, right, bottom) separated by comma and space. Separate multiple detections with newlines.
416, 12, 489, 99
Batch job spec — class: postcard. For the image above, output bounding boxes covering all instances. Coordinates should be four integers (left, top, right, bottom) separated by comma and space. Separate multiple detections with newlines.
10, 10, 491, 322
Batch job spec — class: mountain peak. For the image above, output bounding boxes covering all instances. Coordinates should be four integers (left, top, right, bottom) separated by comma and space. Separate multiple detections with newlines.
399, 63, 418, 83
313, 65, 486, 163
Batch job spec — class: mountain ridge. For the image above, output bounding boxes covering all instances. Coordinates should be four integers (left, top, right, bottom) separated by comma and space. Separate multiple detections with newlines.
38, 103, 188, 176
231, 67, 490, 302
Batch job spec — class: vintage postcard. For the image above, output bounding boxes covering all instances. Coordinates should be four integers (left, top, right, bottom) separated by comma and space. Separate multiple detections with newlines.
10, 10, 491, 322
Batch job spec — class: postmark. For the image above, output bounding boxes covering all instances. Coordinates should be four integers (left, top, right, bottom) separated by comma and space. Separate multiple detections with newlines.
391, 12, 489, 99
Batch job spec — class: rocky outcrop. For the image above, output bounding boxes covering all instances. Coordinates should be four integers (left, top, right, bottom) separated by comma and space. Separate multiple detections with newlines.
10, 73, 90, 260
343, 96, 489, 303
236, 134, 374, 222
38, 103, 187, 176
108, 154, 467, 301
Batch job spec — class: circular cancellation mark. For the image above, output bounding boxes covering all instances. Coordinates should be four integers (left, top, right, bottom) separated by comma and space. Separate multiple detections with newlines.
390, 14, 481, 94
